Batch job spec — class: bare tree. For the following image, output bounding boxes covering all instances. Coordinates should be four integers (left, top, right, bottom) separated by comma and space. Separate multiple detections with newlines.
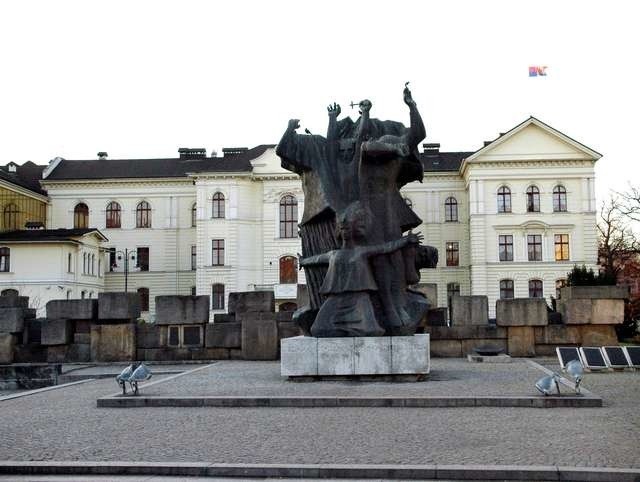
618, 184, 640, 223
598, 196, 640, 278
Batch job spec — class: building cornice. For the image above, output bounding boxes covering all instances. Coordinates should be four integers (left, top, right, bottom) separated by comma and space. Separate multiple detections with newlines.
41, 178, 195, 189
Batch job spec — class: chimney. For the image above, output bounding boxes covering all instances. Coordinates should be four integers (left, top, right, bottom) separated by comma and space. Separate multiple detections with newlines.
422, 143, 440, 155
222, 147, 249, 157
483, 141, 492, 147
178, 148, 207, 160
97, 152, 108, 160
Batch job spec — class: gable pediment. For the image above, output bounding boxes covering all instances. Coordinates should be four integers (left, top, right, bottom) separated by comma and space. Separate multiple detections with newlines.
465, 117, 601, 164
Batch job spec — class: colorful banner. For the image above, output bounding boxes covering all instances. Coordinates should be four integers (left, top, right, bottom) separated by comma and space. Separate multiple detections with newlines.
529, 66, 547, 77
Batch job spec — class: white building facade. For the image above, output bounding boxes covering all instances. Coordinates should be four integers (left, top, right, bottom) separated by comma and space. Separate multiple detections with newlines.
33, 116, 599, 320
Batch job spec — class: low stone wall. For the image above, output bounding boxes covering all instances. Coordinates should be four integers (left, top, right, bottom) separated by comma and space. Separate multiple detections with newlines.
450, 296, 488, 326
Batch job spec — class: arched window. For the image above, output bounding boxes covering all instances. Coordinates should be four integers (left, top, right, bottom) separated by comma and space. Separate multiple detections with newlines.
553, 185, 567, 212
211, 283, 225, 310
529, 279, 543, 298
74, 203, 89, 229
279, 255, 298, 284
279, 195, 298, 238
3, 204, 19, 230
212, 192, 225, 219
444, 197, 458, 222
497, 186, 511, 213
526, 186, 540, 213
191, 203, 197, 227
105, 202, 121, 228
136, 201, 151, 228
499, 279, 514, 299
137, 287, 150, 312
404, 197, 413, 208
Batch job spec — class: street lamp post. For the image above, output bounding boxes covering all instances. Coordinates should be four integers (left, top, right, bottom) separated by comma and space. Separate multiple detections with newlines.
114, 248, 137, 292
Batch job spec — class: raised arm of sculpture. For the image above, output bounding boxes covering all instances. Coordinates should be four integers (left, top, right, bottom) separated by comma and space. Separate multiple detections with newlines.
403, 84, 426, 150
363, 231, 423, 257
327, 103, 341, 139
299, 252, 331, 267
276, 119, 307, 174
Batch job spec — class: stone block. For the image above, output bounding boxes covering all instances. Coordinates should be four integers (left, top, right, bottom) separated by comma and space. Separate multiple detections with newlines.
426, 308, 447, 326
136, 323, 163, 349
24, 318, 42, 345
450, 296, 488, 326
241, 319, 278, 360
278, 321, 301, 340
98, 292, 141, 321
354, 337, 392, 375
0, 308, 25, 333
0, 296, 29, 309
0, 333, 16, 364
13, 344, 47, 363
414, 283, 437, 307
276, 310, 294, 322
559, 299, 592, 324
90, 323, 136, 362
204, 347, 231, 359
591, 299, 624, 324
228, 291, 275, 314
495, 298, 548, 327
577, 324, 618, 346
213, 313, 236, 323
73, 333, 91, 345
429, 339, 462, 357
23, 308, 36, 319
507, 326, 536, 357
280, 336, 318, 376
427, 325, 507, 340
391, 334, 430, 374
41, 319, 72, 346
236, 311, 276, 323
46, 299, 97, 321
74, 320, 91, 333
318, 338, 354, 375
560, 285, 629, 300
154, 295, 210, 325
46, 345, 68, 363
206, 322, 241, 348
461, 338, 507, 356
66, 343, 91, 362
534, 325, 581, 345
296, 284, 309, 308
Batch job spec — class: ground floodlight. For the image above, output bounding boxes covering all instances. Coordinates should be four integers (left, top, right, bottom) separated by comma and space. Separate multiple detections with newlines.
116, 364, 134, 395
129, 363, 152, 395
535, 373, 560, 396
564, 359, 583, 394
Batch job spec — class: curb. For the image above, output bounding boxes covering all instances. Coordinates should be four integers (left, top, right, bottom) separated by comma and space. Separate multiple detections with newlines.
0, 462, 637, 481
0, 379, 95, 402
97, 394, 603, 408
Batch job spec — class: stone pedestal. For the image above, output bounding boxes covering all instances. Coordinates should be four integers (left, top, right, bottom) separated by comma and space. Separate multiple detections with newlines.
281, 335, 430, 377
450, 296, 488, 326
90, 323, 136, 362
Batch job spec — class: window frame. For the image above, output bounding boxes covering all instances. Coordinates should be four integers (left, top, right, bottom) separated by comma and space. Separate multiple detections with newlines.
105, 201, 121, 229
3, 203, 19, 230
136, 247, 150, 271
279, 255, 298, 284
136, 201, 152, 228
137, 287, 150, 312
0, 247, 10, 272
191, 203, 197, 227
499, 279, 514, 299
497, 186, 511, 213
211, 192, 225, 219
528, 279, 544, 298
279, 195, 298, 239
527, 234, 543, 261
191, 245, 197, 271
445, 241, 460, 267
498, 234, 514, 262
554, 234, 570, 261
74, 203, 89, 229
211, 239, 225, 266
553, 185, 567, 212
211, 283, 225, 310
444, 197, 458, 222
526, 186, 540, 213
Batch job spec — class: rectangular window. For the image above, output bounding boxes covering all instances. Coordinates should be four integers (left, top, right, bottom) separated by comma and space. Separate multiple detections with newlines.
191, 286, 196, 296
108, 247, 116, 272
168, 326, 180, 347
0, 248, 10, 272
500, 280, 514, 299
191, 245, 197, 271
554, 234, 570, 261
527, 234, 542, 261
68, 253, 73, 273
498, 235, 513, 261
446, 242, 459, 267
137, 247, 149, 271
211, 240, 224, 266
212, 283, 225, 309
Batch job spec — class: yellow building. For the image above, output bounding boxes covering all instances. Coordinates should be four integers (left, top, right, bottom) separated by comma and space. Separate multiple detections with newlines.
0, 161, 48, 231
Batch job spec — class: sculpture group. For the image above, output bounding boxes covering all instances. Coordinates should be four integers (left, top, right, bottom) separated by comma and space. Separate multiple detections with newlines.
277, 85, 438, 338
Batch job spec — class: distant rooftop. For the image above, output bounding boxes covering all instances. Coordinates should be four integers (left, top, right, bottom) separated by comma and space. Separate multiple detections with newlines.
0, 228, 107, 243
0, 161, 47, 195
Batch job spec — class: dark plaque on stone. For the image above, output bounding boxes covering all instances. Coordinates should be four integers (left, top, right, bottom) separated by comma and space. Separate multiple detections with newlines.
556, 346, 581, 368
624, 346, 640, 366
182, 326, 202, 346
168, 326, 180, 346
603, 346, 630, 367
579, 347, 607, 369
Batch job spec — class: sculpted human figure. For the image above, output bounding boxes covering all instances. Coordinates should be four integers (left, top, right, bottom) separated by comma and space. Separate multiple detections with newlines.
300, 202, 422, 337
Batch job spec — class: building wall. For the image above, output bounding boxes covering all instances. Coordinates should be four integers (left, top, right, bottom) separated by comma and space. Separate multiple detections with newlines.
0, 184, 47, 231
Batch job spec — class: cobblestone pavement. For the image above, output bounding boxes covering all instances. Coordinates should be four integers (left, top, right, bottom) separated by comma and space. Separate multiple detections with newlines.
0, 360, 638, 468
139, 359, 556, 398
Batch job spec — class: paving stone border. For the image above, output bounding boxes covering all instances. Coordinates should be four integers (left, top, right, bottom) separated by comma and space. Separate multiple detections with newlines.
0, 462, 638, 481
0, 379, 95, 402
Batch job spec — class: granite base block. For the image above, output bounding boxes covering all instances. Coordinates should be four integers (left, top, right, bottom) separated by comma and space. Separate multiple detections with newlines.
281, 335, 430, 377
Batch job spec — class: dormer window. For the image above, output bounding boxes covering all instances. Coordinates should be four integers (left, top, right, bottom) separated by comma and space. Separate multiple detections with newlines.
7, 163, 17, 173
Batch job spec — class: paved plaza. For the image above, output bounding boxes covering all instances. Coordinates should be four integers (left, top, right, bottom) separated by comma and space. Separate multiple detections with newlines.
0, 358, 638, 476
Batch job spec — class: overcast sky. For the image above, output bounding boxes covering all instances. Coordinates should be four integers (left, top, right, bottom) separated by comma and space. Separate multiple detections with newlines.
0, 0, 638, 206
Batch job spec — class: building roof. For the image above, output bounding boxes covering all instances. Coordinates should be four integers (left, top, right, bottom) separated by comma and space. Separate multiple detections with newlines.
44, 145, 276, 181
0, 228, 108, 243
0, 161, 47, 195
420, 151, 475, 172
